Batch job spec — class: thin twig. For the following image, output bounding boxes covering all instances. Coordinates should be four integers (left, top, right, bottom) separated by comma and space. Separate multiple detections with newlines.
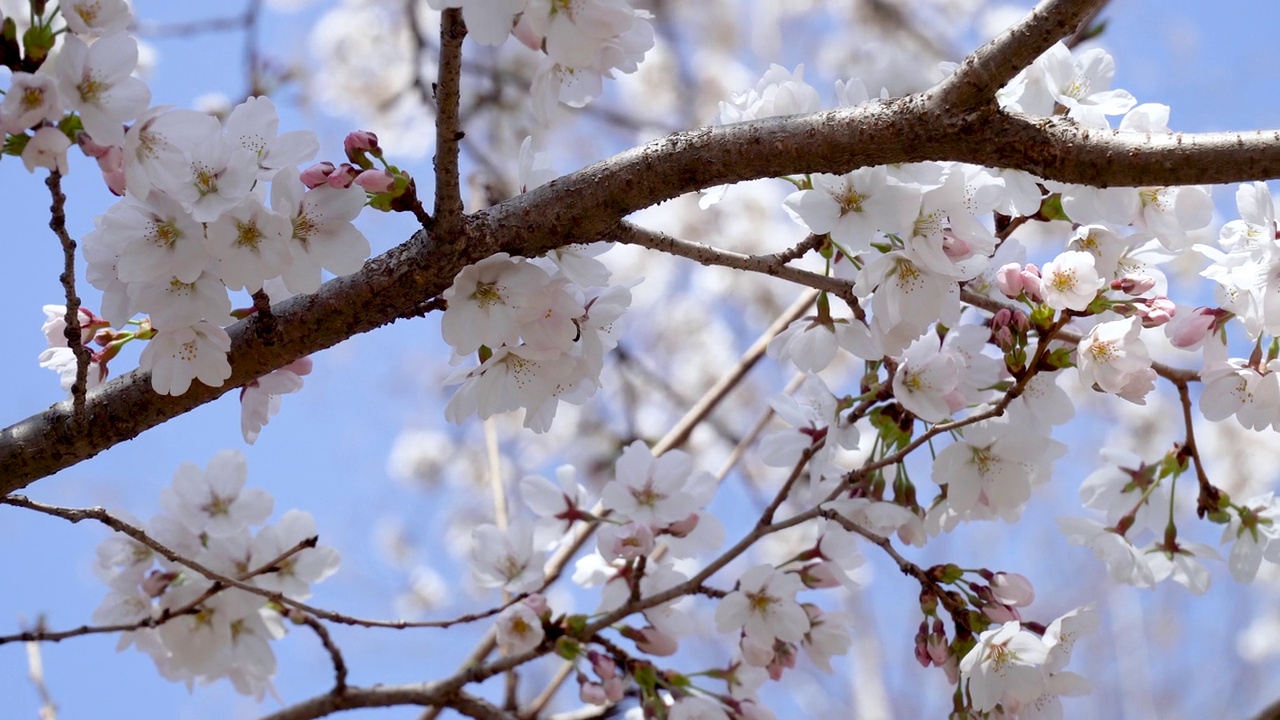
1173, 378, 1220, 518
613, 222, 849, 297
297, 613, 348, 693
0, 496, 516, 640
46, 172, 90, 419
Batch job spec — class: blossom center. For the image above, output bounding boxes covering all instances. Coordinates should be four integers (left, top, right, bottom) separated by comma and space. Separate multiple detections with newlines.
1048, 268, 1076, 292
20, 86, 45, 112
836, 186, 867, 214
472, 282, 504, 308
75, 2, 103, 25
746, 588, 779, 615
1088, 339, 1116, 364
77, 73, 106, 104
235, 220, 264, 249
148, 220, 182, 248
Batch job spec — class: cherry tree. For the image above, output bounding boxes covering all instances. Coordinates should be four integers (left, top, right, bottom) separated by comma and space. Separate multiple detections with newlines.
4, 0, 1280, 718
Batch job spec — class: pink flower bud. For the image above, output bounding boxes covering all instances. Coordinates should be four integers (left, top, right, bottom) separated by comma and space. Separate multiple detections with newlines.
992, 326, 1014, 350
982, 603, 1020, 623
996, 263, 1024, 298
1020, 264, 1044, 302
665, 513, 700, 538
989, 572, 1035, 606
603, 676, 626, 702
325, 163, 359, 189
355, 168, 395, 193
1112, 273, 1157, 296
142, 570, 177, 598
1011, 310, 1031, 333
102, 165, 127, 196
344, 129, 381, 159
1167, 306, 1219, 349
926, 633, 951, 666
299, 161, 335, 188
589, 651, 617, 679
631, 625, 678, 657
579, 681, 607, 705
992, 308, 1012, 326
798, 561, 842, 589
521, 593, 548, 616
1136, 296, 1175, 327
77, 133, 113, 159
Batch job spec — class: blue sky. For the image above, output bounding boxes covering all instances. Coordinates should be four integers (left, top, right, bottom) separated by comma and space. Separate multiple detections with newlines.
3, 1, 1280, 719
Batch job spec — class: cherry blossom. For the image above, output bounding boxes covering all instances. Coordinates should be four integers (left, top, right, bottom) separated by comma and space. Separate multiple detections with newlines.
240, 357, 313, 444
471, 519, 546, 593
123, 107, 223, 198
893, 332, 962, 423
22, 126, 72, 174
107, 190, 210, 286
427, 0, 526, 46
271, 168, 371, 294
38, 346, 107, 392
958, 620, 1049, 713
521, 465, 591, 546
204, 195, 293, 292
52, 32, 150, 146
138, 321, 233, 395
249, 510, 341, 599
1039, 250, 1106, 312
1029, 42, 1135, 128
600, 441, 709, 529
60, 0, 133, 36
1, 71, 63, 133
932, 416, 1064, 521
1075, 317, 1155, 402
1057, 516, 1155, 587
782, 167, 920, 254
160, 450, 272, 538
496, 598, 546, 656
1144, 541, 1219, 594
224, 96, 320, 179
714, 565, 810, 650
1221, 493, 1280, 583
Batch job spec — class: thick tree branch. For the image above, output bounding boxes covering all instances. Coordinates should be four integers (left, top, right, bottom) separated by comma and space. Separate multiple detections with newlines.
5, 85, 1279, 492
928, 0, 1107, 111
433, 8, 467, 233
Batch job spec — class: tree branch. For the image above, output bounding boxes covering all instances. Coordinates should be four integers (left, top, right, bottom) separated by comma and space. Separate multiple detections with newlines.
46, 171, 91, 419
5, 73, 1278, 491
433, 8, 467, 233
612, 222, 847, 296
257, 685, 505, 720
928, 0, 1108, 111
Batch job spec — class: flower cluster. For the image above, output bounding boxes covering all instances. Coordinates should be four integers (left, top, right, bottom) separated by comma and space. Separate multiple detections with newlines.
80, 96, 369, 396
425, 0, 653, 126
959, 606, 1097, 717
441, 247, 631, 431
92, 450, 340, 698
15, 4, 370, 429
